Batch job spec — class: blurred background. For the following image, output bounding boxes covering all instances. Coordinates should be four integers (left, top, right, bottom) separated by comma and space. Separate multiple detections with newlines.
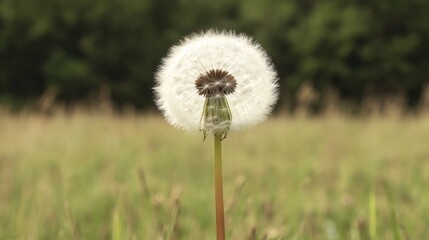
1, 0, 428, 113
1, 0, 429, 239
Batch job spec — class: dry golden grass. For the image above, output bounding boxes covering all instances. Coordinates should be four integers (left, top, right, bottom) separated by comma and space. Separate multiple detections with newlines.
0, 110, 428, 239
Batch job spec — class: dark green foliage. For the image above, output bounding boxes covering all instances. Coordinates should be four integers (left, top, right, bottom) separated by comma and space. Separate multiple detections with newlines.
0, 0, 428, 109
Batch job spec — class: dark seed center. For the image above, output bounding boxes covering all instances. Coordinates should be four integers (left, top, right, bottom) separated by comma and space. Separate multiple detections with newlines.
195, 69, 237, 97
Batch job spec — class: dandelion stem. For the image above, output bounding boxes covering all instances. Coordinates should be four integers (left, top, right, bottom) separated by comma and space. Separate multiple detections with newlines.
214, 133, 225, 240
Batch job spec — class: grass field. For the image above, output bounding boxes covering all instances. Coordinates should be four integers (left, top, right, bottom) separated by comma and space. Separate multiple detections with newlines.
0, 111, 428, 239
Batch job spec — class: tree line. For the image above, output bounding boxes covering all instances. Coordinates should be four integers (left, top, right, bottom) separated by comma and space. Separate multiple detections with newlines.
1, 0, 428, 110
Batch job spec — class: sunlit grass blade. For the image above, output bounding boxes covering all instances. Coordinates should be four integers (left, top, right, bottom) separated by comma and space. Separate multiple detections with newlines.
369, 189, 377, 240
384, 182, 402, 240
112, 209, 123, 240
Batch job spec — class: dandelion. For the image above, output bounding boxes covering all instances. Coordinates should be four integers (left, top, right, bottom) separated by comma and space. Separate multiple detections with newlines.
154, 30, 278, 240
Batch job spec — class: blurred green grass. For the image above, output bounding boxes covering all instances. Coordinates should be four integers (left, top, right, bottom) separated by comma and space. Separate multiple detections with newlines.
0, 112, 428, 239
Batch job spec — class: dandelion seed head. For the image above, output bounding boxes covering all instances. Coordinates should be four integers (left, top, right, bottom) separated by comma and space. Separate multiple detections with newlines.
154, 29, 279, 133
195, 69, 237, 97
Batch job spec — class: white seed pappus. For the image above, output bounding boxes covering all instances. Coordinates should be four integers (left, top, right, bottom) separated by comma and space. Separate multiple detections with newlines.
154, 30, 279, 133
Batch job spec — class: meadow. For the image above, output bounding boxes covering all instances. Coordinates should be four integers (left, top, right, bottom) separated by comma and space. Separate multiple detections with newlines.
0, 110, 428, 239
